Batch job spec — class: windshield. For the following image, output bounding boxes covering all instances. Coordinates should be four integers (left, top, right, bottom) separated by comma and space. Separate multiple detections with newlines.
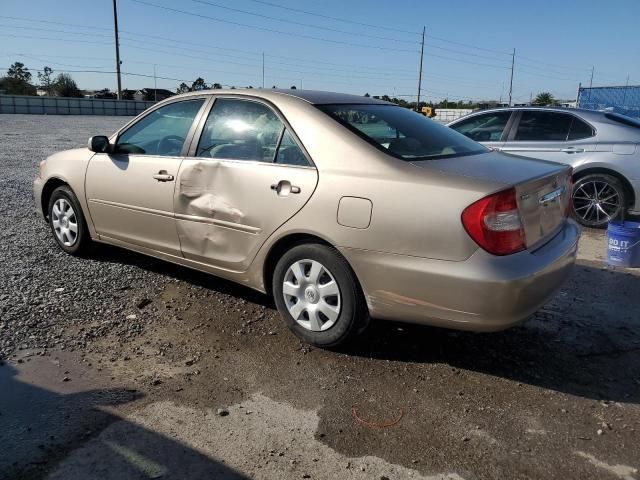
317, 104, 487, 160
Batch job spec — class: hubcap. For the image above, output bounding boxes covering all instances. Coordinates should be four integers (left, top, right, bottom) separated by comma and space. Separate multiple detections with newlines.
51, 198, 78, 247
283, 259, 341, 332
572, 180, 621, 225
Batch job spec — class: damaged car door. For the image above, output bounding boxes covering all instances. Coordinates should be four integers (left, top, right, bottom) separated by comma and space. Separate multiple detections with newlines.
85, 99, 206, 255
175, 97, 318, 271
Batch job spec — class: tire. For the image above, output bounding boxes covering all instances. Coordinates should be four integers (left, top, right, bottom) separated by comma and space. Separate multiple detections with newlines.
572, 173, 626, 229
47, 185, 91, 255
272, 243, 368, 348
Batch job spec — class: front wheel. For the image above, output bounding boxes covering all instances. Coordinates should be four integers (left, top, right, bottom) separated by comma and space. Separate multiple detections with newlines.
48, 185, 91, 255
272, 243, 368, 348
572, 173, 626, 228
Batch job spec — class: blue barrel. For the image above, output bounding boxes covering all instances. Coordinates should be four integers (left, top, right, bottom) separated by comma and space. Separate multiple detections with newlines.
606, 220, 640, 267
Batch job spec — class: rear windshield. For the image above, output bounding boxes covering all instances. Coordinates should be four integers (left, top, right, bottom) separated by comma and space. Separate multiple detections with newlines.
317, 104, 487, 161
604, 112, 640, 129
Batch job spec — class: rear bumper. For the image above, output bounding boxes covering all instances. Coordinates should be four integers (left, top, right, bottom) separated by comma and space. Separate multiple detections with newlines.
339, 219, 580, 331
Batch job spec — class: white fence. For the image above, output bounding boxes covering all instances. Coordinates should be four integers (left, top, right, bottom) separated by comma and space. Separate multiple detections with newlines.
433, 108, 473, 124
0, 94, 154, 116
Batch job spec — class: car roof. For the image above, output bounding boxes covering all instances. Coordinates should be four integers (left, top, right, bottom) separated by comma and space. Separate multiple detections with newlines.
173, 88, 390, 105
452, 106, 606, 122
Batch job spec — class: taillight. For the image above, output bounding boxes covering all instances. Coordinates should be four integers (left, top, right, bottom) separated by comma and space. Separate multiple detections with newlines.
462, 188, 526, 256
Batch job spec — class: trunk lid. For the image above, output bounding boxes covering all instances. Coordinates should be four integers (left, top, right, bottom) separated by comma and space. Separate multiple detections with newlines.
412, 151, 573, 250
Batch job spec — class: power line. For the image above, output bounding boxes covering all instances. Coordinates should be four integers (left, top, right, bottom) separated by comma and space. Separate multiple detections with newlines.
187, 0, 419, 44
128, 0, 419, 53
242, 0, 420, 35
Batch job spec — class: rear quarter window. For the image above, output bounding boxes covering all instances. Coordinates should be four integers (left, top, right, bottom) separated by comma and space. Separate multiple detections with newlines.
567, 117, 594, 140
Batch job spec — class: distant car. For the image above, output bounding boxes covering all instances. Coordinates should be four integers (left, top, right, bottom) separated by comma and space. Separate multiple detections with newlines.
34, 90, 578, 347
448, 107, 640, 228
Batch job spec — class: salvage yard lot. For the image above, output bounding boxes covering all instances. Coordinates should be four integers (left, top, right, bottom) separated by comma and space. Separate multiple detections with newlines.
1, 115, 639, 480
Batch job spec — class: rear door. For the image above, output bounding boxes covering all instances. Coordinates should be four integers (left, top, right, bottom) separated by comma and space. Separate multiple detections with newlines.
86, 98, 207, 255
501, 110, 595, 165
174, 96, 318, 272
449, 110, 513, 150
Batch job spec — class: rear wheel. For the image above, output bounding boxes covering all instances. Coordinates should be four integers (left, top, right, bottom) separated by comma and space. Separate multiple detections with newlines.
48, 185, 91, 255
272, 243, 368, 348
572, 173, 626, 228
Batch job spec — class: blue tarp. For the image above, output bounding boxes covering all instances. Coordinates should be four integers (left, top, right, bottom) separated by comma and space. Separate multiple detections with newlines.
578, 86, 640, 119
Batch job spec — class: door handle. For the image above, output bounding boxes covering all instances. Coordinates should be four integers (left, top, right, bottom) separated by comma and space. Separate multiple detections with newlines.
153, 170, 174, 182
561, 147, 584, 153
270, 180, 301, 196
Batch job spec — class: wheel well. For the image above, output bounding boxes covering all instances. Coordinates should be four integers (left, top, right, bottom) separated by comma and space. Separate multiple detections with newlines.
262, 233, 333, 295
573, 168, 635, 207
41, 178, 68, 220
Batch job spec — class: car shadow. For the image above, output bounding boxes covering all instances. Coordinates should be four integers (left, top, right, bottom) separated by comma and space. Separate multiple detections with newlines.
84, 243, 639, 405
0, 362, 249, 480
86, 243, 272, 308
348, 263, 640, 405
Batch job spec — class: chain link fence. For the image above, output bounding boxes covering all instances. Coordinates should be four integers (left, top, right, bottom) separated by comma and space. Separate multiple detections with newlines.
577, 85, 640, 119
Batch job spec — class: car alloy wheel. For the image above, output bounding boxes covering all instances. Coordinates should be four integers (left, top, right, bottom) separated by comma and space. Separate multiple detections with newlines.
282, 259, 341, 332
572, 174, 624, 228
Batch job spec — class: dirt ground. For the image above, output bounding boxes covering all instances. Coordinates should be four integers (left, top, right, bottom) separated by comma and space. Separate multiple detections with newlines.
1, 115, 639, 480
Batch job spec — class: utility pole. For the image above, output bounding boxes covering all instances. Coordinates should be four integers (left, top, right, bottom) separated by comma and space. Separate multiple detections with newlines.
112, 0, 122, 100
575, 82, 581, 108
262, 52, 265, 88
415, 26, 425, 111
622, 74, 630, 106
153, 64, 157, 101
508, 48, 515, 106
587, 66, 594, 103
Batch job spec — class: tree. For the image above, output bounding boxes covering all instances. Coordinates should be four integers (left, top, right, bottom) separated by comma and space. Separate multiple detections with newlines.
53, 73, 81, 97
3, 62, 36, 95
272, 85, 277, 89
122, 89, 135, 100
8, 62, 31, 83
37, 66, 54, 96
212, 82, 222, 89
533, 92, 556, 106
364, 92, 370, 97
176, 82, 190, 94
143, 89, 156, 101
191, 77, 207, 91
290, 85, 297, 89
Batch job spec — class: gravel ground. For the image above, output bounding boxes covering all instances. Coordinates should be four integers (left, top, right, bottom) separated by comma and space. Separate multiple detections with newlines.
1, 115, 639, 480
0, 114, 170, 358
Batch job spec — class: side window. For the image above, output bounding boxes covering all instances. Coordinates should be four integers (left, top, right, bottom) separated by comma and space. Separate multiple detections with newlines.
197, 98, 284, 161
514, 111, 572, 141
568, 117, 594, 140
116, 99, 204, 156
450, 112, 511, 142
275, 129, 308, 166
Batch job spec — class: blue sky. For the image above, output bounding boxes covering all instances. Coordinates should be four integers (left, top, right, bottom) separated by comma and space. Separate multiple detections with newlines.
1, 0, 638, 102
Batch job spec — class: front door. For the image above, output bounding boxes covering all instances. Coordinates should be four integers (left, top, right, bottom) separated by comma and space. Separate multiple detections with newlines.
174, 97, 318, 272
449, 110, 512, 150
86, 98, 207, 255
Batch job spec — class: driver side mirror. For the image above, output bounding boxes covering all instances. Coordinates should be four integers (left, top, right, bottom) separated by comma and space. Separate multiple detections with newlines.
88, 135, 111, 153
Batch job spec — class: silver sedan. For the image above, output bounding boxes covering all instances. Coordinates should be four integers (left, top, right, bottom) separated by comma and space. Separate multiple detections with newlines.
449, 107, 640, 228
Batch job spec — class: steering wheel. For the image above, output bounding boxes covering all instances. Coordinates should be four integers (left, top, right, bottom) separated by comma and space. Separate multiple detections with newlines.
157, 135, 185, 156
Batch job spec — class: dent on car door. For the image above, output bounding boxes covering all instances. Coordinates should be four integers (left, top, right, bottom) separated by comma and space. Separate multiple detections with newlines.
450, 111, 511, 150
85, 98, 206, 254
174, 97, 318, 272
501, 111, 595, 164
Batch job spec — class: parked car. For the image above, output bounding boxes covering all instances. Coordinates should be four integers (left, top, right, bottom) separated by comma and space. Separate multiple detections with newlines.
34, 90, 579, 347
448, 107, 640, 228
